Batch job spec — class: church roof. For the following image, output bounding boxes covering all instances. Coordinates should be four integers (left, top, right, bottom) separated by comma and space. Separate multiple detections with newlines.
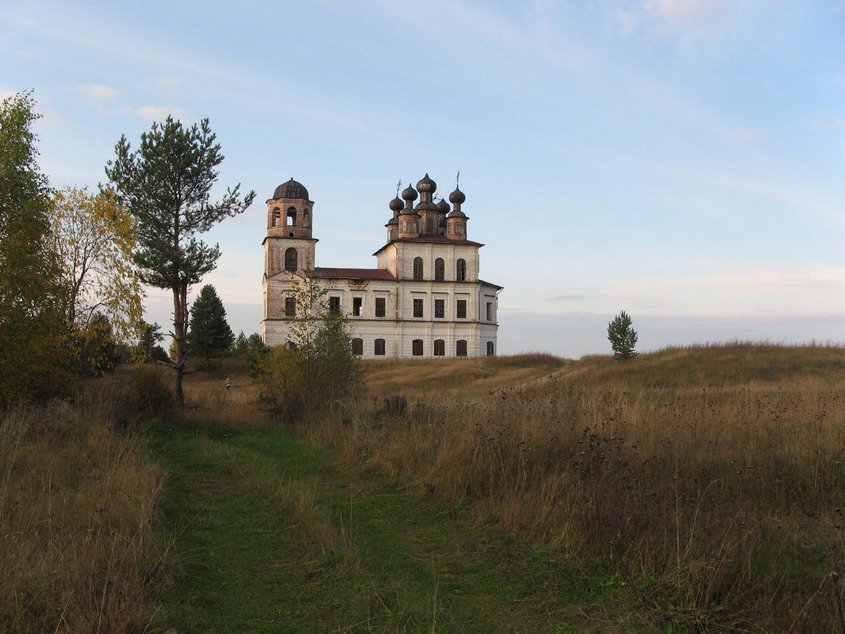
272, 178, 309, 200
310, 267, 396, 281
372, 235, 484, 256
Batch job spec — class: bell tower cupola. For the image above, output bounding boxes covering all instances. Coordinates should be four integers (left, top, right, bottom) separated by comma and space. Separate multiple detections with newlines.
446, 186, 468, 240
264, 177, 317, 276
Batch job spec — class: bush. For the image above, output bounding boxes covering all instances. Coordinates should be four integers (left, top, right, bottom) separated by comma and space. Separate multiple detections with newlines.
124, 366, 174, 419
255, 346, 307, 424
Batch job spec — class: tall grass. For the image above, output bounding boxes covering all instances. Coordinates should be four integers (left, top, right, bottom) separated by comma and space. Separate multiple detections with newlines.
0, 383, 165, 632
314, 344, 845, 631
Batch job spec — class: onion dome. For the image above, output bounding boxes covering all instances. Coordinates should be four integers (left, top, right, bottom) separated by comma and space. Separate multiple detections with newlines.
386, 215, 398, 225
415, 200, 437, 211
447, 208, 467, 218
416, 173, 436, 194
273, 178, 309, 200
448, 186, 465, 205
389, 196, 404, 212
435, 199, 450, 214
401, 184, 418, 202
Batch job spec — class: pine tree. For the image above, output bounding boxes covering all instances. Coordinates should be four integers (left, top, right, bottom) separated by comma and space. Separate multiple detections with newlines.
105, 116, 254, 405
187, 284, 235, 369
607, 310, 638, 360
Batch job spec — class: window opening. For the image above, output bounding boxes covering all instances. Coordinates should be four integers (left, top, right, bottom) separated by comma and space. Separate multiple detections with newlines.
351, 338, 363, 356
434, 339, 445, 356
434, 258, 445, 281
456, 340, 467, 357
456, 258, 466, 281
329, 296, 341, 314
456, 299, 467, 319
284, 247, 298, 272
434, 299, 445, 319
412, 339, 423, 356
374, 338, 386, 356
353, 297, 363, 316
375, 297, 386, 317
285, 297, 296, 317
413, 298, 423, 318
413, 257, 423, 280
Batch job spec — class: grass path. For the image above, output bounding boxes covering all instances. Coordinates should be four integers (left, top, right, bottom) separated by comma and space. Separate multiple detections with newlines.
146, 421, 626, 633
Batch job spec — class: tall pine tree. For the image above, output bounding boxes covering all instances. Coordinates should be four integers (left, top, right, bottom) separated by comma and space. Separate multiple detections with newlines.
187, 284, 235, 369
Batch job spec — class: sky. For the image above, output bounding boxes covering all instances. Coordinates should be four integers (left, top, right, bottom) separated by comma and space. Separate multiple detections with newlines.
3, 0, 845, 357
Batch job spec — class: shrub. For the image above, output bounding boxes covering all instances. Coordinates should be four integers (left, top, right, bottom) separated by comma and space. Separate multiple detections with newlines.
255, 346, 306, 424
124, 365, 174, 419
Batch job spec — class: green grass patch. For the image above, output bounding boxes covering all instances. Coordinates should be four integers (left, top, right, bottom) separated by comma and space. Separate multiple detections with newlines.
146, 421, 631, 632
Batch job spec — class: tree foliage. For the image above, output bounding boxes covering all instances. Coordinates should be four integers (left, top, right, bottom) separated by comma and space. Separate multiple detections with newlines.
0, 92, 70, 405
255, 276, 360, 423
50, 186, 143, 343
104, 116, 255, 406
607, 310, 638, 360
187, 284, 235, 369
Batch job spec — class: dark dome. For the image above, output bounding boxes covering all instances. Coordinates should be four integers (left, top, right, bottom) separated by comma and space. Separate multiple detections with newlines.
416, 173, 436, 194
389, 196, 404, 212
386, 216, 399, 225
273, 178, 309, 200
401, 184, 418, 201
447, 208, 467, 219
435, 199, 450, 213
449, 186, 465, 205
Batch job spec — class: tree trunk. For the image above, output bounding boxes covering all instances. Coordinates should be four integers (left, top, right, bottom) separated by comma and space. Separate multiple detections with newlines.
172, 284, 188, 407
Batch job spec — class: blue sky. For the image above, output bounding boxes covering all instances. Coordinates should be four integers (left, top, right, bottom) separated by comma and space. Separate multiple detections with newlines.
3, 0, 844, 356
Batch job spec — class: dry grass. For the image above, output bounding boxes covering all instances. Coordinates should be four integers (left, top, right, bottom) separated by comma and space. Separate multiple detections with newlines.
362, 352, 566, 399
0, 384, 165, 633
314, 344, 845, 631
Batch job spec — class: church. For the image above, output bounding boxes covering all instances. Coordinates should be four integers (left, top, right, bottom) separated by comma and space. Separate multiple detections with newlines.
261, 175, 501, 358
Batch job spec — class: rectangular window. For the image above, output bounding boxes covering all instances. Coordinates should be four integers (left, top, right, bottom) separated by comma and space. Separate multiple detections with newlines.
285, 297, 296, 317
412, 339, 423, 356
434, 339, 445, 356
434, 299, 445, 319
456, 299, 467, 319
329, 296, 341, 314
486, 302, 492, 321
413, 298, 423, 318
353, 297, 362, 316
375, 297, 386, 317
374, 338, 386, 356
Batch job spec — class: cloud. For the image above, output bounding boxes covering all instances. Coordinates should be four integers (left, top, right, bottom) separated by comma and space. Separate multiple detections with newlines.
727, 127, 767, 143
136, 105, 192, 122
75, 83, 119, 101
547, 294, 587, 302
616, 0, 737, 39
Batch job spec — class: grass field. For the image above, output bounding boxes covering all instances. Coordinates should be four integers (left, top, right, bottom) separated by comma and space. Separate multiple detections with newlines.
3, 344, 843, 632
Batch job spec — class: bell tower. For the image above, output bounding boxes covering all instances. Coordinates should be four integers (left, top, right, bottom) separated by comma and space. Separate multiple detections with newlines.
264, 178, 317, 277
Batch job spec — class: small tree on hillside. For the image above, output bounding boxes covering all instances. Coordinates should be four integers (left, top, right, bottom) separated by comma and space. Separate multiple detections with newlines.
105, 116, 255, 406
607, 310, 638, 360
187, 284, 235, 369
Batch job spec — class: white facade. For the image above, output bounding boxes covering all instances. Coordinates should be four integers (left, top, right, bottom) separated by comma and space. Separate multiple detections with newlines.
261, 176, 501, 359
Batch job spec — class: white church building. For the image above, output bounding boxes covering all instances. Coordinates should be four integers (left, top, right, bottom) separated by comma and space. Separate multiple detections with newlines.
261, 175, 501, 358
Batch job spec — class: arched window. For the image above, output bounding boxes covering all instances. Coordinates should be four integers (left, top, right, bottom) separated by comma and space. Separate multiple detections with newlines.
286, 207, 297, 226
413, 257, 423, 280
272, 208, 281, 227
374, 339, 386, 356
487, 341, 494, 356
286, 341, 298, 350
351, 338, 363, 356
412, 339, 423, 356
456, 339, 467, 357
434, 339, 445, 356
434, 258, 445, 281
284, 247, 298, 272
456, 258, 466, 281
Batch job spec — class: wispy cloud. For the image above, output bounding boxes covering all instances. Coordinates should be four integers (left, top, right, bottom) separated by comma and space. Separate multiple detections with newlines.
75, 83, 119, 101
136, 105, 192, 122
617, 0, 738, 39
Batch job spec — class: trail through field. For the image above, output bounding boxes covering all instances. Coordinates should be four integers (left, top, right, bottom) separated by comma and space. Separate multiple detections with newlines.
147, 422, 621, 632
